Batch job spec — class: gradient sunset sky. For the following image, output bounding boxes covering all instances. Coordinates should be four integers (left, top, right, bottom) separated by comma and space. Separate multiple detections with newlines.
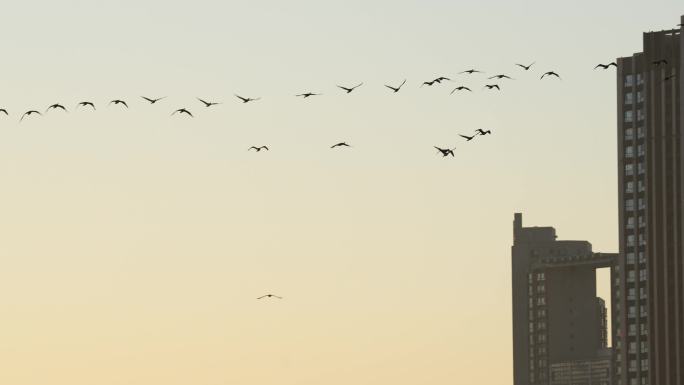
1, 1, 682, 384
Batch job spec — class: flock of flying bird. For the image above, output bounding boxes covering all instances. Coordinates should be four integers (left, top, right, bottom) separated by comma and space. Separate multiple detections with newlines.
0, 56, 674, 301
0, 60, 652, 169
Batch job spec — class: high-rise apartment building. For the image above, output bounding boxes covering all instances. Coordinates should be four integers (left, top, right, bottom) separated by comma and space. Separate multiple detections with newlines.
511, 213, 616, 385
615, 16, 684, 385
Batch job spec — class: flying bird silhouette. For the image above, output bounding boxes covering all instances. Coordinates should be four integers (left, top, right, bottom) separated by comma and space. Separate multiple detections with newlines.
197, 98, 221, 107
235, 94, 261, 103
450, 86, 472, 94
257, 294, 283, 299
0, 108, 8, 116
541, 71, 561, 80
663, 74, 678, 82
475, 129, 492, 136
594, 62, 617, 70
484, 84, 501, 90
171, 108, 193, 117
385, 79, 407, 93
77, 101, 96, 110
46, 103, 68, 113
460, 69, 484, 74
109, 99, 128, 108
141, 96, 166, 104
20, 110, 42, 122
337, 83, 363, 93
296, 92, 322, 98
488, 74, 514, 80
331, 142, 351, 149
249, 146, 269, 152
460, 134, 477, 141
422, 77, 451, 87
434, 146, 455, 157
652, 59, 668, 66
515, 62, 535, 70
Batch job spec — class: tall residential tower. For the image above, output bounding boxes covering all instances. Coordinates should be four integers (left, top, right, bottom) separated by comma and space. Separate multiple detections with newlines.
615, 16, 684, 385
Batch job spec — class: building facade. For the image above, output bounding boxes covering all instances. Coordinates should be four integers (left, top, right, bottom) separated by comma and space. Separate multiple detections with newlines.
615, 16, 684, 385
511, 213, 616, 385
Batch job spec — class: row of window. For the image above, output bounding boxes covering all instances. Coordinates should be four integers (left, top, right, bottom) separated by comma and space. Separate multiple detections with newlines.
627, 269, 648, 283
528, 320, 547, 332
529, 332, 547, 344
627, 323, 649, 336
527, 272, 545, 284
624, 109, 645, 123
626, 287, 649, 302
628, 358, 649, 372
625, 91, 645, 104
625, 197, 646, 211
625, 126, 646, 140
625, 144, 646, 158
625, 163, 646, 177
625, 180, 646, 194
626, 234, 647, 247
616, 365, 650, 384
627, 304, 649, 318
625, 74, 644, 87
625, 251, 647, 264
527, 283, 545, 295
529, 308, 546, 320
625, 215, 646, 228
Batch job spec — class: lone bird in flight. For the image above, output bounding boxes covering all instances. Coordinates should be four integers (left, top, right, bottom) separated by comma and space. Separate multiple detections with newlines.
652, 59, 668, 66
459, 134, 477, 141
296, 92, 322, 98
141, 96, 166, 104
475, 129, 492, 136
337, 83, 363, 94
434, 146, 455, 157
450, 86, 472, 94
197, 98, 221, 107
257, 294, 282, 299
331, 142, 351, 149
663, 74, 677, 83
0, 108, 8, 116
484, 84, 501, 90
385, 79, 406, 93
249, 146, 269, 152
515, 62, 535, 71
594, 62, 617, 70
171, 108, 193, 117
77, 101, 96, 110
20, 110, 42, 122
460, 69, 484, 75
235, 94, 261, 103
540, 71, 561, 80
488, 74, 514, 80
46, 103, 67, 113
109, 99, 128, 108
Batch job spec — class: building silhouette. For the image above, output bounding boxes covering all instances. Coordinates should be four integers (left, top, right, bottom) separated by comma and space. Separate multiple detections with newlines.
614, 16, 684, 385
511, 213, 616, 385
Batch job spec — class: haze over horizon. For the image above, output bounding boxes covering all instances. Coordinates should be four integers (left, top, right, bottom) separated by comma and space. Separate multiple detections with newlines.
1, 1, 682, 384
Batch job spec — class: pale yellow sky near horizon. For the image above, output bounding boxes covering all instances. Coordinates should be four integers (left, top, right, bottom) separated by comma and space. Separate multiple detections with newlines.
0, 1, 682, 384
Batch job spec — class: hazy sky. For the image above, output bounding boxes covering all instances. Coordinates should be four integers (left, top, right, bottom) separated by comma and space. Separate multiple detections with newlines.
0, 1, 682, 384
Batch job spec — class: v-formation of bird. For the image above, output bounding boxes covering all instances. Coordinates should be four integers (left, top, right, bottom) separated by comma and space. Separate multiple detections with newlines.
9, 58, 672, 124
